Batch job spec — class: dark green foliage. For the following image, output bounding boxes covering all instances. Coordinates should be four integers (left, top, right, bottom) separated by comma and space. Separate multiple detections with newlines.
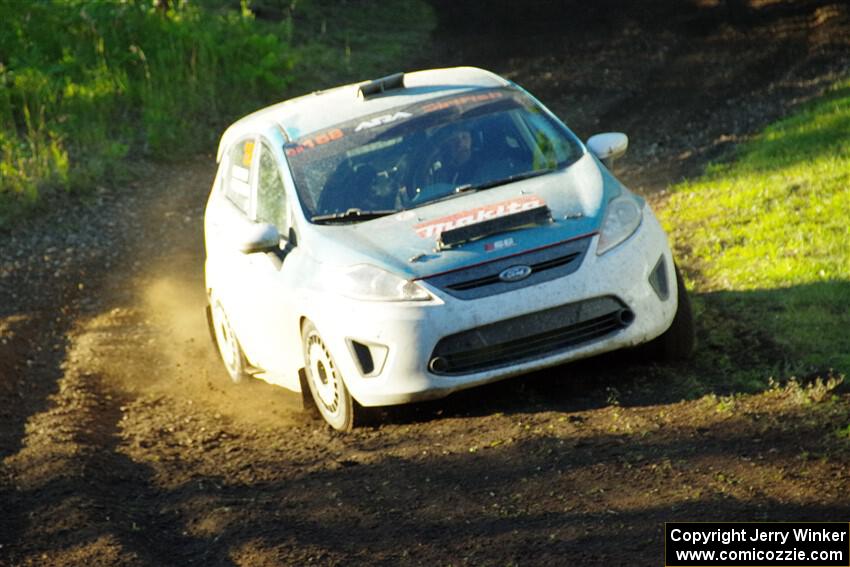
0, 0, 434, 225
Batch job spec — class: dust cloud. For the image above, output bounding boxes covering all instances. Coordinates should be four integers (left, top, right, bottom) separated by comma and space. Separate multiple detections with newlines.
71, 262, 305, 430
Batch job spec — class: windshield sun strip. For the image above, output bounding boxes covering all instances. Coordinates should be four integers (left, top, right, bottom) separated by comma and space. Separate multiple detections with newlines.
284, 87, 584, 222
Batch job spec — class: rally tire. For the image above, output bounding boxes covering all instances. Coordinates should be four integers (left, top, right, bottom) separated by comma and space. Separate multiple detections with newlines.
209, 299, 251, 384
302, 320, 356, 432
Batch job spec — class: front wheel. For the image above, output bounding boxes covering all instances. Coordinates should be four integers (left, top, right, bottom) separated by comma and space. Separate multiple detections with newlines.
302, 320, 356, 431
209, 299, 251, 384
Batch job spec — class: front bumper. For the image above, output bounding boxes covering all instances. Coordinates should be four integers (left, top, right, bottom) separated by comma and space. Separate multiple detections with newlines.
305, 209, 678, 407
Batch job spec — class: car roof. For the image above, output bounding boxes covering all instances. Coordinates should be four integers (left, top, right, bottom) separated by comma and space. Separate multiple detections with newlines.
216, 66, 510, 162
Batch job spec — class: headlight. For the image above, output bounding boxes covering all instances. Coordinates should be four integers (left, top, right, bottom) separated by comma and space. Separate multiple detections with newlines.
597, 195, 643, 255
335, 264, 431, 302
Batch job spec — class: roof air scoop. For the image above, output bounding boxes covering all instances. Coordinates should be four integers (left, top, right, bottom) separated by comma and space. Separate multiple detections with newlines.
358, 72, 405, 99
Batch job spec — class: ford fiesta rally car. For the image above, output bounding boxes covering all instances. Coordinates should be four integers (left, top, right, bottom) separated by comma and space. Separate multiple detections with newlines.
204, 67, 695, 431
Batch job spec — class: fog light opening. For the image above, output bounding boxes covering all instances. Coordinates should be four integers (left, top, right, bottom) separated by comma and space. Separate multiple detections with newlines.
347, 339, 388, 377
648, 255, 670, 300
351, 341, 375, 375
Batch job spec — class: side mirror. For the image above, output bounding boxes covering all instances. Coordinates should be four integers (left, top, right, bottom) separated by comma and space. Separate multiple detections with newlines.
586, 132, 629, 170
239, 222, 281, 254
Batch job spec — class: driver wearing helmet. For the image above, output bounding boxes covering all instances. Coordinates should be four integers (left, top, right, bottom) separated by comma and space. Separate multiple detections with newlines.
426, 126, 479, 187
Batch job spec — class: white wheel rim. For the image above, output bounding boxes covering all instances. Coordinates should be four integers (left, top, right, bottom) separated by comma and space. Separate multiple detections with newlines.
307, 335, 339, 413
213, 304, 239, 376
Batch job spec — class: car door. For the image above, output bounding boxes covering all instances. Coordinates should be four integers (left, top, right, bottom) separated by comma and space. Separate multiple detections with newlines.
205, 135, 261, 359
232, 137, 301, 381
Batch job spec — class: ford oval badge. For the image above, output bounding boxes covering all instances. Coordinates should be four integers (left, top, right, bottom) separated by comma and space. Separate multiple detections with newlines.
499, 265, 533, 283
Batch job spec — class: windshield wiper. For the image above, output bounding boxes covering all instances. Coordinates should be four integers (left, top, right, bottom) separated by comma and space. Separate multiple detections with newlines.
453, 167, 557, 194
311, 208, 397, 224
413, 168, 558, 210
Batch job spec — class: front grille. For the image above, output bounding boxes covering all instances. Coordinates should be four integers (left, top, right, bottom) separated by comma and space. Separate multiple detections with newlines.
446, 251, 581, 292
424, 236, 592, 300
430, 296, 632, 375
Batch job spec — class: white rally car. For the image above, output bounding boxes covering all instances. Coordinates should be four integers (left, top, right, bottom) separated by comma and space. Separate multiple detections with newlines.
204, 67, 694, 430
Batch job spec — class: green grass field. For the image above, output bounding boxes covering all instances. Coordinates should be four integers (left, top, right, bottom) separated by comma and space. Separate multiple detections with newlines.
660, 79, 850, 385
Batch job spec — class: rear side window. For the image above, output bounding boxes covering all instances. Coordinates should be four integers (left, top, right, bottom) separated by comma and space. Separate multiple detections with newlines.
225, 138, 255, 212
256, 143, 288, 232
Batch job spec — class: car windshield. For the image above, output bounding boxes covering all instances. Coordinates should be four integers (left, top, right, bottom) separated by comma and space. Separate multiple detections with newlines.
284, 87, 584, 223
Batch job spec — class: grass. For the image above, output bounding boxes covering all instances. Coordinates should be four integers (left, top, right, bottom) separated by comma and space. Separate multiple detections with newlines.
660, 79, 850, 387
0, 0, 435, 227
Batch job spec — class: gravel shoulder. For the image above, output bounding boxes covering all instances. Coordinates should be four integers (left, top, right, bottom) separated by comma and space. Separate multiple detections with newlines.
2, 2, 849, 565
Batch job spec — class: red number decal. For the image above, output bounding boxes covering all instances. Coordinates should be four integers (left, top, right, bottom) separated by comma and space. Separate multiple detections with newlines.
288, 128, 345, 156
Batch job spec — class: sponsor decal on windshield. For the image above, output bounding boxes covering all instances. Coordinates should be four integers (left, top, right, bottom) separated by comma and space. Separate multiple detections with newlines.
285, 90, 507, 159
421, 91, 504, 113
285, 128, 345, 157
355, 111, 412, 132
414, 195, 546, 239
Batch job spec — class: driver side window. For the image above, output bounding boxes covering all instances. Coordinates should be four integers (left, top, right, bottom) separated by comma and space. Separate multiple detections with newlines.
256, 143, 289, 234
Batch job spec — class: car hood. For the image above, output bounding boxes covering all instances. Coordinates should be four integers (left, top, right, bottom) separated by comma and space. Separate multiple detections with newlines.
304, 153, 622, 279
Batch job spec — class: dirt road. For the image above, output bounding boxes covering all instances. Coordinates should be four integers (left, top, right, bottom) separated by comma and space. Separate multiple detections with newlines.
2, 1, 849, 565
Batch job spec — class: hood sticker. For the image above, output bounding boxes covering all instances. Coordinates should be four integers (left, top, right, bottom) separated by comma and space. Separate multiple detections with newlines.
414, 195, 546, 239
484, 237, 517, 252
